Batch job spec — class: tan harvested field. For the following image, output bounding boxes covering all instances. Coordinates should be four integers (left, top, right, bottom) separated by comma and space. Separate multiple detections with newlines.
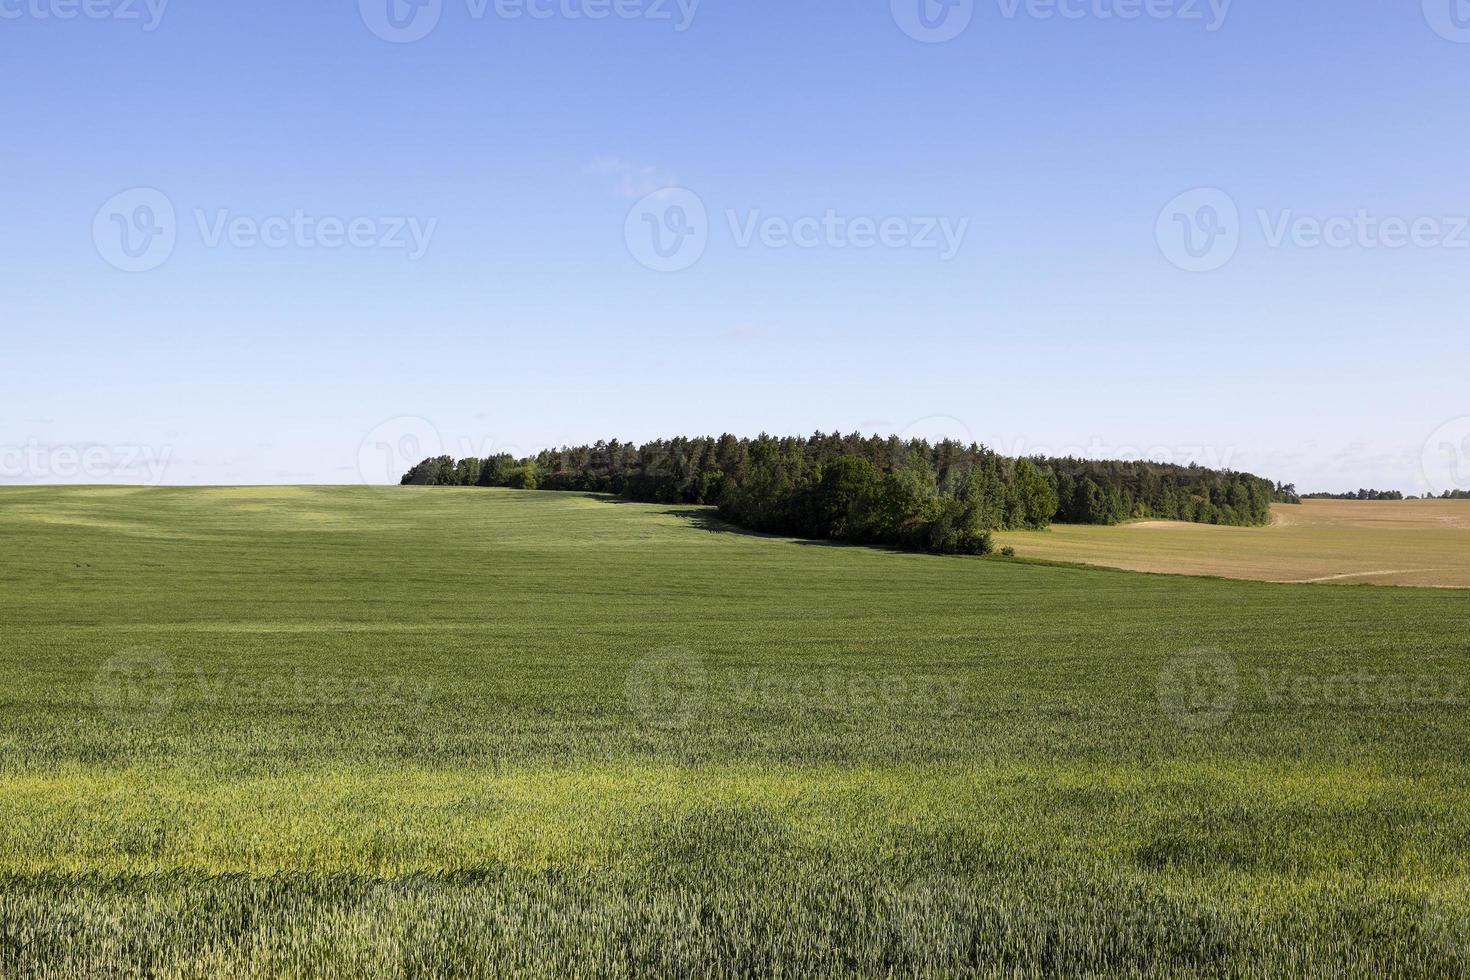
994, 499, 1470, 588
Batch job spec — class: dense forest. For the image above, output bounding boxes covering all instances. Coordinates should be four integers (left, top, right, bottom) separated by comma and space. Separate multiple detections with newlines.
401, 434, 1277, 555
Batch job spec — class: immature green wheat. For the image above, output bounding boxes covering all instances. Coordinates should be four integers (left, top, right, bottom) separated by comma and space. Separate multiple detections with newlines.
1, 486, 1468, 976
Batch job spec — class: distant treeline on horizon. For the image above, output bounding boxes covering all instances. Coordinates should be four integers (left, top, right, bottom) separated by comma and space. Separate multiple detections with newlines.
1298, 489, 1470, 501
1302, 489, 1406, 501
400, 433, 1280, 556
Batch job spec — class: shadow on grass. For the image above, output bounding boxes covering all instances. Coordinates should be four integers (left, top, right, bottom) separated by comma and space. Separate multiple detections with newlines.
575, 493, 644, 505
582, 494, 920, 554
668, 508, 905, 551
668, 507, 780, 539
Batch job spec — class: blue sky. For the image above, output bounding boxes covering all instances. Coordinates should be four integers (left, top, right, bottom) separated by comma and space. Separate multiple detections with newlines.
4, 0, 1469, 493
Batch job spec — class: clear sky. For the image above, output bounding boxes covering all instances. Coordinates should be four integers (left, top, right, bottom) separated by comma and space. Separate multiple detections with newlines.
4, 0, 1469, 493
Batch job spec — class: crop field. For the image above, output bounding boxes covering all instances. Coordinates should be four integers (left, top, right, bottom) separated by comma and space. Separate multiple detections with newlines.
3, 486, 1470, 976
994, 499, 1470, 589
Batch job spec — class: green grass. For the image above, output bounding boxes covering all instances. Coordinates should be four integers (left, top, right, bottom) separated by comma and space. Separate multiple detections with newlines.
3, 485, 1470, 976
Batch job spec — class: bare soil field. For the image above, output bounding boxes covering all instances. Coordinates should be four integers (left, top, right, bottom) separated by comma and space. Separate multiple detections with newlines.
994, 499, 1470, 588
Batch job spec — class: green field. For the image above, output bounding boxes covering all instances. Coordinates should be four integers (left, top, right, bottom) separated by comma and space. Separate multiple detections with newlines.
4, 485, 1470, 977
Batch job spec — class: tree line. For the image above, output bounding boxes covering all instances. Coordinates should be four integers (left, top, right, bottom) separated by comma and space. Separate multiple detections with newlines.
401, 433, 1277, 555
1301, 489, 1405, 501
1278, 489, 1470, 502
